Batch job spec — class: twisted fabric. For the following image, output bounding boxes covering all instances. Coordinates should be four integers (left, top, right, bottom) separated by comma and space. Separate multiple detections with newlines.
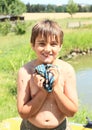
35, 64, 55, 92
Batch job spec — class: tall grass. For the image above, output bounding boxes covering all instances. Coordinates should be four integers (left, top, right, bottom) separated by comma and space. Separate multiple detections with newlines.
0, 18, 92, 122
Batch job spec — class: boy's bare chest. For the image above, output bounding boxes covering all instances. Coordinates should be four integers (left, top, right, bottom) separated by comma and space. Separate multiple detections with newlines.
29, 70, 65, 98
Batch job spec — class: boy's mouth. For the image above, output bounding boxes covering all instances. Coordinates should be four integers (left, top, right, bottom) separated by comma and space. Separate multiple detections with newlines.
43, 53, 52, 57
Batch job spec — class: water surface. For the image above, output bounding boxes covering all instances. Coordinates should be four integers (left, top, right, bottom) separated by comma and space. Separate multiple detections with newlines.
68, 55, 92, 109
76, 68, 92, 109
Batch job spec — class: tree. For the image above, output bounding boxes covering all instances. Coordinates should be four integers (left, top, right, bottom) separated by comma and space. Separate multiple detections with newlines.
46, 4, 55, 12
55, 6, 63, 12
89, 5, 92, 12
26, 3, 31, 12
66, 0, 79, 17
0, 0, 26, 15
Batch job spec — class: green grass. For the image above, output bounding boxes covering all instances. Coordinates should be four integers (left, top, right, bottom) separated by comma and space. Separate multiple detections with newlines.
0, 18, 92, 122
60, 28, 92, 56
0, 72, 18, 121
69, 105, 92, 124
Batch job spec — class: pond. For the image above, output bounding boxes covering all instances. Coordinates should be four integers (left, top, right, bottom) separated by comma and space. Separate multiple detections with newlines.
68, 55, 92, 110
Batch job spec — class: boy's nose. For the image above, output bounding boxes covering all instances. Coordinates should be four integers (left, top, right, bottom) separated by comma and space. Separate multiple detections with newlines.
44, 45, 51, 52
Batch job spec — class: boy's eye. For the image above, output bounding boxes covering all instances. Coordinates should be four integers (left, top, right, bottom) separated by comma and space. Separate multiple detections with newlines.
39, 42, 45, 46
51, 42, 58, 46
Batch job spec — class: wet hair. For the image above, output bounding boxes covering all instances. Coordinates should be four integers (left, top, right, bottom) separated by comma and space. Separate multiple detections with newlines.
30, 19, 64, 46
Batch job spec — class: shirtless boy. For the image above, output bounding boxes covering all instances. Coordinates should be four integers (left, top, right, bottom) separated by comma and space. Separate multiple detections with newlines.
17, 19, 78, 130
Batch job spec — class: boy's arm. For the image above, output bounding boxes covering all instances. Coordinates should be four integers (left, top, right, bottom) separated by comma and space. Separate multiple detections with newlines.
17, 67, 48, 119
52, 65, 78, 117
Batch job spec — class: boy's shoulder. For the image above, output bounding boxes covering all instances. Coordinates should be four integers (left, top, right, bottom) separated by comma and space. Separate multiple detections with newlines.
57, 59, 75, 73
58, 59, 73, 67
18, 60, 35, 76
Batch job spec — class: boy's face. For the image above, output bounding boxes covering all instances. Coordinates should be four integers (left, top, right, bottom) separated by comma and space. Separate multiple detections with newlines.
32, 34, 61, 64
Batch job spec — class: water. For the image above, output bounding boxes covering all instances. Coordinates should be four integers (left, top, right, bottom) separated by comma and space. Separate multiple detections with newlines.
68, 55, 92, 109
76, 68, 92, 109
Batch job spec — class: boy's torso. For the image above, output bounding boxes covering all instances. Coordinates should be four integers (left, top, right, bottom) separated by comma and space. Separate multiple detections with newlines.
24, 59, 69, 128
28, 89, 65, 128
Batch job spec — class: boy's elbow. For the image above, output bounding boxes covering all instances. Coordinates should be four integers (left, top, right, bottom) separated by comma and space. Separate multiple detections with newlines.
18, 108, 29, 119
19, 112, 28, 119
67, 106, 78, 117
68, 110, 77, 117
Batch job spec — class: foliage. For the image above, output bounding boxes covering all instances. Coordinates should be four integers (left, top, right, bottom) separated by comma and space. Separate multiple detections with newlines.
0, 20, 28, 35
69, 104, 92, 124
26, 3, 92, 13
0, 20, 11, 35
46, 4, 56, 12
0, 0, 26, 15
14, 20, 26, 35
55, 5, 66, 12
66, 0, 79, 17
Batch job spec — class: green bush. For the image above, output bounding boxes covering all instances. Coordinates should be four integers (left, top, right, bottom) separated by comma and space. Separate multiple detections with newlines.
14, 20, 26, 35
0, 20, 11, 35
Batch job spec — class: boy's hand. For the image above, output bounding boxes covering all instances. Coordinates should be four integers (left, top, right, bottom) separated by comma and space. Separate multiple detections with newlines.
49, 67, 64, 93
48, 66, 60, 87
33, 73, 46, 92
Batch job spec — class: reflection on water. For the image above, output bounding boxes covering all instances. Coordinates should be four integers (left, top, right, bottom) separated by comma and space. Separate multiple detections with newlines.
76, 69, 92, 109
68, 55, 92, 109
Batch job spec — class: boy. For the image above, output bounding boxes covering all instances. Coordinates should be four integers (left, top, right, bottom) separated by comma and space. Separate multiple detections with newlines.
17, 19, 78, 130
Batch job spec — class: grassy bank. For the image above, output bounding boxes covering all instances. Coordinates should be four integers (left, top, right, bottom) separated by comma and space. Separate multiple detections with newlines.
0, 18, 92, 122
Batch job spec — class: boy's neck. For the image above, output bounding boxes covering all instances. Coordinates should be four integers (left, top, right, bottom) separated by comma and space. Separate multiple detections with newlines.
34, 58, 59, 66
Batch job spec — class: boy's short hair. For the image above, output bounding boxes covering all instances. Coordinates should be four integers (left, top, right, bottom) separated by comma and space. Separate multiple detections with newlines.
30, 19, 64, 46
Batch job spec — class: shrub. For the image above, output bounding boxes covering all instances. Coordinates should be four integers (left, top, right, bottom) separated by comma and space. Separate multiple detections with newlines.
0, 20, 11, 35
14, 20, 26, 35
